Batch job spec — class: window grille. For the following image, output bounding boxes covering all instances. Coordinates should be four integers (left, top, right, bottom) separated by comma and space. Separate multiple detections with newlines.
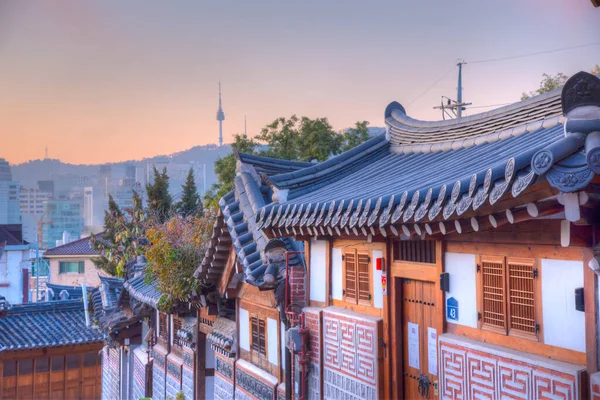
251, 316, 266, 356
159, 313, 169, 342
173, 318, 183, 347
344, 252, 357, 302
357, 252, 371, 302
393, 240, 436, 264
481, 256, 506, 329
507, 258, 536, 335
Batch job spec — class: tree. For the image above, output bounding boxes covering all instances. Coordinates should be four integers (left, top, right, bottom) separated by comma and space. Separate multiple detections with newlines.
204, 116, 372, 210
91, 191, 147, 277
204, 134, 258, 210
341, 121, 371, 152
256, 115, 342, 162
592, 64, 600, 76
145, 215, 214, 311
146, 166, 172, 223
521, 72, 569, 100
177, 168, 203, 217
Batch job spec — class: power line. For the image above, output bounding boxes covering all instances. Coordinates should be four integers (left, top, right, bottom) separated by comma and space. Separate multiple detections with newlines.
407, 65, 456, 106
468, 102, 512, 109
468, 42, 600, 64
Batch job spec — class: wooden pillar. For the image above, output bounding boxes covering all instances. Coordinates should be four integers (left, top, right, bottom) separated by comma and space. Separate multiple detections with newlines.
195, 332, 207, 400
585, 245, 599, 374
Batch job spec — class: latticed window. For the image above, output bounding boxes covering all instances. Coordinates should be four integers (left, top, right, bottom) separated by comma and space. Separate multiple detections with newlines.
478, 256, 539, 340
343, 249, 371, 305
173, 318, 183, 347
393, 240, 436, 264
250, 315, 266, 356
159, 313, 169, 342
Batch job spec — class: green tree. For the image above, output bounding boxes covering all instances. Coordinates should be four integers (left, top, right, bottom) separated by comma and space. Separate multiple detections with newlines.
91, 191, 147, 277
204, 134, 258, 210
521, 72, 569, 100
177, 168, 203, 217
256, 115, 342, 162
341, 120, 371, 152
146, 166, 172, 223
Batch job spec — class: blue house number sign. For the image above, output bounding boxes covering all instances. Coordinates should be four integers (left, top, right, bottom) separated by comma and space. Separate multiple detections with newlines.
446, 297, 459, 321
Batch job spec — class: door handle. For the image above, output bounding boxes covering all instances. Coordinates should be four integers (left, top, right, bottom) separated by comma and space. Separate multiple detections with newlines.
418, 373, 431, 398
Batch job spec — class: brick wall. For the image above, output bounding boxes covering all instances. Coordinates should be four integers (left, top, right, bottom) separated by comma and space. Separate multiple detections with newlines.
322, 307, 381, 400
304, 307, 323, 400
48, 258, 106, 287
439, 334, 586, 400
289, 266, 306, 309
153, 348, 167, 400
215, 353, 235, 400
182, 348, 195, 399
591, 372, 600, 400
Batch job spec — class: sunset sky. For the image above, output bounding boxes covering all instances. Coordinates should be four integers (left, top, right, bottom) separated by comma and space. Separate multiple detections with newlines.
0, 1, 598, 165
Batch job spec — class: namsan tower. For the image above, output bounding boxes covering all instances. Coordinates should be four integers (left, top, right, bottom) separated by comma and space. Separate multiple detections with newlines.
216, 82, 225, 147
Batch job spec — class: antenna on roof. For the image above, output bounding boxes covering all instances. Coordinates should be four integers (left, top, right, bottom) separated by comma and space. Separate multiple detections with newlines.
433, 60, 472, 120
45, 146, 48, 160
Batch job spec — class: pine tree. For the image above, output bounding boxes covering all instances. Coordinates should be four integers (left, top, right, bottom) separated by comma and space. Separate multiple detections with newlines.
177, 168, 203, 217
146, 166, 172, 223
91, 195, 123, 276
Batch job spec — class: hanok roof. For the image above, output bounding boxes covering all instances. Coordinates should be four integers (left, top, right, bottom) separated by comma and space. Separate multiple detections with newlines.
258, 72, 600, 236
207, 316, 236, 357
44, 234, 102, 256
195, 152, 305, 289
45, 283, 92, 301
0, 300, 103, 351
123, 275, 162, 308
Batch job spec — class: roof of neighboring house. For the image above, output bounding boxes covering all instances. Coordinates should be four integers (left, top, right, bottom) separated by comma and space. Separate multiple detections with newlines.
194, 151, 304, 289
257, 72, 600, 234
207, 317, 236, 357
0, 300, 103, 351
45, 283, 92, 301
235, 149, 315, 176
0, 224, 26, 246
123, 274, 162, 308
44, 234, 102, 257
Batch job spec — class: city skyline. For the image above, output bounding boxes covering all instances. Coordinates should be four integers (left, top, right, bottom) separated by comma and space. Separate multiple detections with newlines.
1, 1, 599, 165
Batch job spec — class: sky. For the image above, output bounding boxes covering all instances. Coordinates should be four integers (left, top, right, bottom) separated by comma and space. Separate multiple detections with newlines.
0, 1, 599, 165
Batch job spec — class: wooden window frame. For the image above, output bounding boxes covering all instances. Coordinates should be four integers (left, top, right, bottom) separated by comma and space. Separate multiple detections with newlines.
342, 248, 373, 306
477, 255, 542, 342
158, 312, 169, 343
250, 314, 267, 358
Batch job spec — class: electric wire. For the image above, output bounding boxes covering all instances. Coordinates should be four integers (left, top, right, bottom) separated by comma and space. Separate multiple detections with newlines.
467, 42, 600, 64
407, 65, 456, 106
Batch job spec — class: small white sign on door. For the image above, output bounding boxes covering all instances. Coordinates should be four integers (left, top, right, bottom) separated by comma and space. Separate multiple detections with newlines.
408, 322, 420, 370
427, 327, 438, 376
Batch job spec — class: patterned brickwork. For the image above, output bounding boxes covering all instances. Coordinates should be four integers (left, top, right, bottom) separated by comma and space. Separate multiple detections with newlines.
215, 353, 235, 400
235, 359, 277, 400
289, 267, 306, 309
322, 307, 381, 400
304, 307, 323, 400
166, 374, 182, 400
591, 371, 600, 400
439, 334, 585, 400
277, 383, 286, 400
132, 350, 148, 400
215, 374, 235, 400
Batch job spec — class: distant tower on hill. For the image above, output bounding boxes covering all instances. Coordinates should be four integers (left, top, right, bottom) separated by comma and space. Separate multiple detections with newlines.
216, 82, 225, 147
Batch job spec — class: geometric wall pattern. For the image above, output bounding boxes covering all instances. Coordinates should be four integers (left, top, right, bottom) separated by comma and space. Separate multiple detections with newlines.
439, 334, 585, 400
215, 354, 235, 400
322, 307, 382, 400
305, 307, 323, 400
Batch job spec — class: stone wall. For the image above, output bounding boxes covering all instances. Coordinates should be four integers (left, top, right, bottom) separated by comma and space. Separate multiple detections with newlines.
439, 334, 586, 400
214, 353, 235, 400
235, 358, 278, 400
101, 346, 120, 400
132, 347, 149, 400
182, 348, 195, 400
153, 347, 167, 400
305, 307, 323, 400
166, 355, 183, 399
322, 307, 381, 400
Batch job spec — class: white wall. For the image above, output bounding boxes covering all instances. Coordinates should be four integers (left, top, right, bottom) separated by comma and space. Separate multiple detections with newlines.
267, 318, 278, 366
0, 248, 26, 304
331, 248, 343, 300
444, 253, 478, 328
239, 308, 250, 351
373, 250, 383, 309
205, 338, 215, 398
310, 240, 327, 302
542, 259, 585, 352
206, 338, 215, 369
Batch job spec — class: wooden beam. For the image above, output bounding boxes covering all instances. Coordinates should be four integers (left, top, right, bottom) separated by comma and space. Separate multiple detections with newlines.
584, 247, 599, 373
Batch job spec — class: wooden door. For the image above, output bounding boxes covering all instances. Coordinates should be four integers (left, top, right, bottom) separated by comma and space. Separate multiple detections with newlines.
402, 279, 437, 400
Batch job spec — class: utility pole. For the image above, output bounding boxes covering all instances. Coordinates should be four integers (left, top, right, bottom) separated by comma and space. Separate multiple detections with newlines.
433, 60, 472, 120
